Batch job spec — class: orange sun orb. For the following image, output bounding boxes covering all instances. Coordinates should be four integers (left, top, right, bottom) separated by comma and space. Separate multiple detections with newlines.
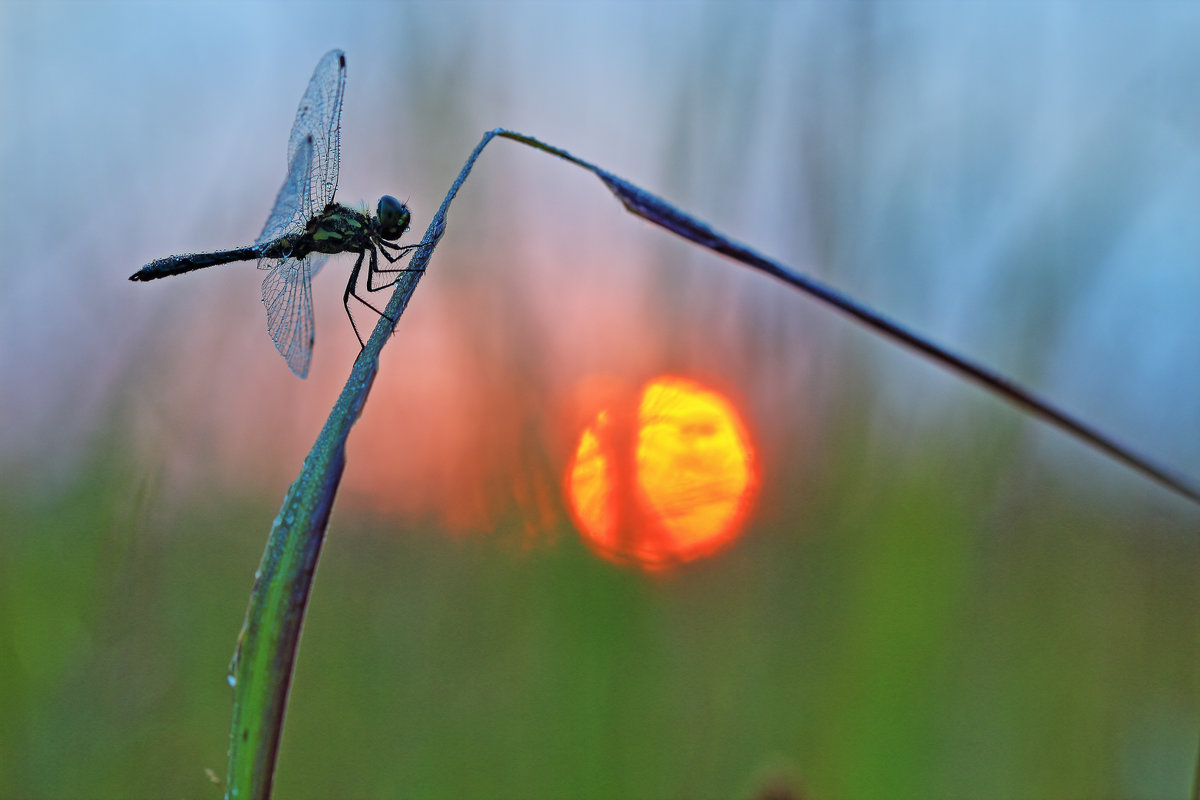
565, 376, 757, 569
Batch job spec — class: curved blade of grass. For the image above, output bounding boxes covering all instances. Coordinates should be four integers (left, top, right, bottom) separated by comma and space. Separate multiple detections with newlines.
493, 129, 1200, 506
225, 127, 1200, 800
223, 134, 471, 800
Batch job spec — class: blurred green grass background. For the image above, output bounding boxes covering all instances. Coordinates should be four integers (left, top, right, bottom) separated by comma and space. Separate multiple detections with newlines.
1, 407, 1194, 799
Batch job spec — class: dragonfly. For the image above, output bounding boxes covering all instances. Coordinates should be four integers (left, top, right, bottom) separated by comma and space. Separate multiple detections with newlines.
130, 49, 425, 378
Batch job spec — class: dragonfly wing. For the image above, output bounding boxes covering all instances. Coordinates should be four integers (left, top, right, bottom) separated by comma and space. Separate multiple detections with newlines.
261, 255, 316, 379
257, 135, 313, 248
308, 253, 330, 277
286, 49, 345, 220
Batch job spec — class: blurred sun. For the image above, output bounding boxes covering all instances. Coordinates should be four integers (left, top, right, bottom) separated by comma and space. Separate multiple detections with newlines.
565, 375, 757, 569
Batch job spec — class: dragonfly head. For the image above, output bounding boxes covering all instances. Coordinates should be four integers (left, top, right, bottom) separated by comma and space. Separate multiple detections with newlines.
376, 195, 411, 241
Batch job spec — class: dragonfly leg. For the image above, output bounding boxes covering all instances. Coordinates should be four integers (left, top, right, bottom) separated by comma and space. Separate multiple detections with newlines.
369, 241, 426, 289
378, 236, 438, 255
372, 237, 433, 280
348, 245, 395, 321
343, 250, 369, 348
378, 238, 421, 256
368, 247, 405, 290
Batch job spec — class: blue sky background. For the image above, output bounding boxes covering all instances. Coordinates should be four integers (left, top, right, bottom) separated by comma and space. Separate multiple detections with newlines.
1, 1, 1198, 507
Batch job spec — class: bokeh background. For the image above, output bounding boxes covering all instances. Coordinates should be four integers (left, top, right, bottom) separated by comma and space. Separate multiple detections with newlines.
1, 1, 1198, 798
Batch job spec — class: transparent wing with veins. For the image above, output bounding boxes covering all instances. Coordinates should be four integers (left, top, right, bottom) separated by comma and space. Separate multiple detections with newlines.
288, 49, 344, 223
256, 136, 326, 377
257, 135, 314, 250
253, 50, 346, 377
256, 49, 345, 245
261, 255, 317, 379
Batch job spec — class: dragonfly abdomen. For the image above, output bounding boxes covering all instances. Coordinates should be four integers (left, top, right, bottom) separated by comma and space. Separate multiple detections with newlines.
129, 245, 262, 281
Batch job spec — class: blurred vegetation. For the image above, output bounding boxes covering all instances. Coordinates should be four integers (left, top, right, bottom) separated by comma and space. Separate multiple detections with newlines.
2, 4, 1198, 799
0, 398, 1194, 800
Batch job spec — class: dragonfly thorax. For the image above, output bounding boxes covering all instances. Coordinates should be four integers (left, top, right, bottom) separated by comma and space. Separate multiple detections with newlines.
302, 204, 374, 256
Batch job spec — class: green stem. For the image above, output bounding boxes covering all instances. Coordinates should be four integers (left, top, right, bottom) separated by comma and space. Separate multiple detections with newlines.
222, 133, 478, 800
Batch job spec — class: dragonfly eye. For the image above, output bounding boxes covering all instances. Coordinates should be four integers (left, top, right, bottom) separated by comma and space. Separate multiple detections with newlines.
376, 195, 411, 241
